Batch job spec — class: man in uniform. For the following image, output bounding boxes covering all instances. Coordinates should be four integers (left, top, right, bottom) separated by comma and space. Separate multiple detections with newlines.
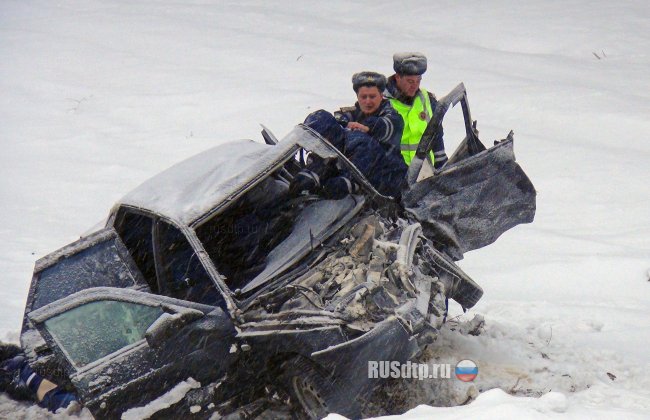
296, 71, 407, 199
384, 52, 448, 169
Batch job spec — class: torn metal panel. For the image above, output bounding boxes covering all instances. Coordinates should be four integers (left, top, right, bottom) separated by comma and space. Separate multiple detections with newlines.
403, 137, 536, 259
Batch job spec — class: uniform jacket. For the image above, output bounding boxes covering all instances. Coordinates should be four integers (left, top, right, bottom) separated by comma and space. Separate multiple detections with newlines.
384, 75, 448, 168
333, 99, 403, 152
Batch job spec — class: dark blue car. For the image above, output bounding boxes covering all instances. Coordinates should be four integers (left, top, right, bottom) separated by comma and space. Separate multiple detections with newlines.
20, 84, 535, 419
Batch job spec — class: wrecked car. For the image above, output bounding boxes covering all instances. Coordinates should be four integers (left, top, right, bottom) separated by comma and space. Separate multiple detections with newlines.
19, 84, 535, 419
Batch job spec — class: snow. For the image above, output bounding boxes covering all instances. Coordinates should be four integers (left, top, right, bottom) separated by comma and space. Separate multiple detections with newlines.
0, 393, 88, 419
120, 377, 200, 420
325, 388, 649, 419
1, 0, 649, 419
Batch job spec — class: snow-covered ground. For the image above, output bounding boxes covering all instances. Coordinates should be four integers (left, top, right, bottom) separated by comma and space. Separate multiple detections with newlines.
1, 0, 649, 418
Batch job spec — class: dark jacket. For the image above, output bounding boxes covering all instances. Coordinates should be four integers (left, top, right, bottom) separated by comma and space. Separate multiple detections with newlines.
303, 106, 408, 199
333, 99, 403, 151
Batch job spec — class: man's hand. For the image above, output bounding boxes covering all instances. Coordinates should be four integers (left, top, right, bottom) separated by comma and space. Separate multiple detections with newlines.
346, 122, 369, 133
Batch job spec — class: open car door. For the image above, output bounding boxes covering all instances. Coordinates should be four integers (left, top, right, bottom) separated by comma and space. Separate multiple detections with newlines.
402, 84, 536, 260
28, 287, 236, 418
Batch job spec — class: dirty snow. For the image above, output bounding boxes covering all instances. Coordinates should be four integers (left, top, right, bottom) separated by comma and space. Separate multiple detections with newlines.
121, 377, 200, 420
1, 0, 649, 419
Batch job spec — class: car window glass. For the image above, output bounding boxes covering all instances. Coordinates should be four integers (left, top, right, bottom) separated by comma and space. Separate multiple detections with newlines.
114, 209, 158, 293
158, 222, 225, 308
34, 240, 139, 310
44, 300, 163, 368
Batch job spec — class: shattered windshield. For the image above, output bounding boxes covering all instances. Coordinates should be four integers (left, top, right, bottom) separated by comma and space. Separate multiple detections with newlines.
195, 169, 297, 291
195, 149, 363, 294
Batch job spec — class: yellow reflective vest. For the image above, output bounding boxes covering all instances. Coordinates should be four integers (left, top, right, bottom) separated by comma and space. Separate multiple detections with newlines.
389, 88, 434, 165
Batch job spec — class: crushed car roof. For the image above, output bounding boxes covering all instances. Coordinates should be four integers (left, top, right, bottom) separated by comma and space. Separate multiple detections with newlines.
116, 125, 336, 226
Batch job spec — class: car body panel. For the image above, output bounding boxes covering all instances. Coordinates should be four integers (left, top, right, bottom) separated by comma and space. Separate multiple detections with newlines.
310, 316, 419, 398
403, 83, 536, 260
28, 287, 236, 418
115, 125, 341, 228
403, 136, 536, 259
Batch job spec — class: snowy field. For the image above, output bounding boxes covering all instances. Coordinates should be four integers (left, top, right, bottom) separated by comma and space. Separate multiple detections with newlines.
1, 0, 649, 418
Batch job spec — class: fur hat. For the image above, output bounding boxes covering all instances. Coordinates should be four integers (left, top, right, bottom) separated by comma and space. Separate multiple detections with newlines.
393, 52, 427, 75
352, 71, 387, 93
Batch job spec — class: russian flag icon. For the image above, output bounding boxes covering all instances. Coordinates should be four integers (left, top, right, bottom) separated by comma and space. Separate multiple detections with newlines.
455, 359, 478, 382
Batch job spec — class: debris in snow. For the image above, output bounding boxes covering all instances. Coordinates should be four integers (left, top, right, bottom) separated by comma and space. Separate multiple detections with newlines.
536, 324, 553, 345
592, 50, 607, 60
607, 372, 616, 381
121, 378, 200, 420
458, 315, 485, 336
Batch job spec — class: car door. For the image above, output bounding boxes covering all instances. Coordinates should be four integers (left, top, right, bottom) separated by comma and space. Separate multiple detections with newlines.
21, 227, 150, 372
402, 83, 536, 260
28, 287, 237, 419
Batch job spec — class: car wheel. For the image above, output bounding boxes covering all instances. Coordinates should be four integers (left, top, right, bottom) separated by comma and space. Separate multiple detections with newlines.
291, 372, 330, 419
283, 358, 359, 420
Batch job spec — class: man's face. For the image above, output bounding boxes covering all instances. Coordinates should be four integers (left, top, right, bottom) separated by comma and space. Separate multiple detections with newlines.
357, 86, 382, 115
395, 74, 422, 98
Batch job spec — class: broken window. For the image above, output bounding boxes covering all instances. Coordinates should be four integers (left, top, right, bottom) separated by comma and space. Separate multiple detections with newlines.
195, 156, 363, 295
195, 174, 295, 292
157, 221, 225, 309
114, 209, 158, 293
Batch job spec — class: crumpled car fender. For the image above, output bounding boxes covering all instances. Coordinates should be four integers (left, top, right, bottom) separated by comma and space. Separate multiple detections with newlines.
309, 316, 419, 401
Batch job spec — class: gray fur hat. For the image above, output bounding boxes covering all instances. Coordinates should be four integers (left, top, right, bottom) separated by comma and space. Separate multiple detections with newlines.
393, 52, 427, 75
351, 71, 387, 92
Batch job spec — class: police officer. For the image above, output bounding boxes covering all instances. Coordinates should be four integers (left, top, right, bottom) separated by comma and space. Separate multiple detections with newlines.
384, 52, 448, 169
298, 71, 407, 199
